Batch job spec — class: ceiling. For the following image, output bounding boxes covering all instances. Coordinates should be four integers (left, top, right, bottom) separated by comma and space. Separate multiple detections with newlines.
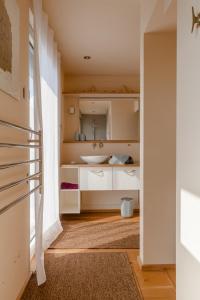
42, 0, 140, 76
79, 101, 109, 115
145, 0, 177, 33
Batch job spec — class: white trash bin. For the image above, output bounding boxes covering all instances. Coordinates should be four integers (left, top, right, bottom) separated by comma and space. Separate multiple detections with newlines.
121, 197, 134, 218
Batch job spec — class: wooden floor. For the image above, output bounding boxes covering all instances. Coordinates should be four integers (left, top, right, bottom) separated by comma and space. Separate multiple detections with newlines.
47, 212, 176, 300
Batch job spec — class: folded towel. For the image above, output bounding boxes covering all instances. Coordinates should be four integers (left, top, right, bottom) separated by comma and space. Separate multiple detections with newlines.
61, 182, 79, 190
108, 155, 133, 165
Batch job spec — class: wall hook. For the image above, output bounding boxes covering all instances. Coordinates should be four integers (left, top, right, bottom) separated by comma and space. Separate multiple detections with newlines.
192, 6, 200, 33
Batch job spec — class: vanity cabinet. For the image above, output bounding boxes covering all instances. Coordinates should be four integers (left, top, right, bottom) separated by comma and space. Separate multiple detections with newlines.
60, 165, 140, 214
113, 167, 140, 190
80, 167, 112, 190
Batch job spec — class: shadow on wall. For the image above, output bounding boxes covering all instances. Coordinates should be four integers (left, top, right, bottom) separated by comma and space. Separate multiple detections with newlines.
142, 0, 176, 33
180, 188, 200, 264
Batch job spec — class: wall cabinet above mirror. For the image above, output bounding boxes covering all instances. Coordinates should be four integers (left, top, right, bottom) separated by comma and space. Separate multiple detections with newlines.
63, 94, 140, 142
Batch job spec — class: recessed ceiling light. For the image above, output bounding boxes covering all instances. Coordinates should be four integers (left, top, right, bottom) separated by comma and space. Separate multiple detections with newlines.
83, 56, 91, 60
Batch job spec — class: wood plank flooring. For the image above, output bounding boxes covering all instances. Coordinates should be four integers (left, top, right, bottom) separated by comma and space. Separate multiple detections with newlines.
47, 212, 176, 300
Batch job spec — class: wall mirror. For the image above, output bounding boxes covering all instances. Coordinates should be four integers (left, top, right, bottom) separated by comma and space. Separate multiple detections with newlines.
79, 101, 110, 140
64, 96, 139, 142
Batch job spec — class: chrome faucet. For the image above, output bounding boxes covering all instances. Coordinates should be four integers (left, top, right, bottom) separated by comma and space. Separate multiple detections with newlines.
92, 143, 97, 149
99, 142, 104, 148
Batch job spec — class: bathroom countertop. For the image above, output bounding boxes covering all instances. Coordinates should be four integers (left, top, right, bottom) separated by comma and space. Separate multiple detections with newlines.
61, 163, 140, 168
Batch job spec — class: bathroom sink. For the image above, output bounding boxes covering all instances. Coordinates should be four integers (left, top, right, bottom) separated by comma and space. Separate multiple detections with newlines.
80, 155, 109, 164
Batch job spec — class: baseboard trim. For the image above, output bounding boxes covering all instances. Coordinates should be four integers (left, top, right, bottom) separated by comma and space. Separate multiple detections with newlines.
137, 256, 175, 271
80, 208, 140, 214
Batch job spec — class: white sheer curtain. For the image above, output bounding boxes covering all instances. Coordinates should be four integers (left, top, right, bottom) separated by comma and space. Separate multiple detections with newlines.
33, 0, 62, 285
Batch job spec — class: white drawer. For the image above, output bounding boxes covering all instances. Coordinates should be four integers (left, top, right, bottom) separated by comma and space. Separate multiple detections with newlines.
113, 167, 140, 190
80, 167, 112, 190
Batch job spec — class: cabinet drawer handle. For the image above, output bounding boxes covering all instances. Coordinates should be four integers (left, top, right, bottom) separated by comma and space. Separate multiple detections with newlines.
90, 170, 104, 177
124, 169, 136, 176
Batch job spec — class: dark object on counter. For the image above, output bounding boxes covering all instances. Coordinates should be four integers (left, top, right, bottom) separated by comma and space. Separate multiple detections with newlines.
61, 182, 79, 190
125, 156, 134, 164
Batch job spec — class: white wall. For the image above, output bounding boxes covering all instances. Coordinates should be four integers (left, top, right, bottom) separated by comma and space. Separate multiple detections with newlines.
140, 32, 176, 264
64, 75, 140, 93
0, 1, 30, 299
63, 96, 80, 141
141, 0, 176, 33
177, 0, 200, 299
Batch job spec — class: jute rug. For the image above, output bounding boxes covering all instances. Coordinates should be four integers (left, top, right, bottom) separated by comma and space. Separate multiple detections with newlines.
22, 252, 142, 300
50, 218, 139, 249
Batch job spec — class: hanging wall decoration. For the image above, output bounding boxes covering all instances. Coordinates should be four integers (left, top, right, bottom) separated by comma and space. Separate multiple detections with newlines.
0, 0, 20, 100
192, 6, 200, 33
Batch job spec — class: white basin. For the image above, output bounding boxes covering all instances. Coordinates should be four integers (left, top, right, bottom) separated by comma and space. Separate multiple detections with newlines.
80, 155, 109, 164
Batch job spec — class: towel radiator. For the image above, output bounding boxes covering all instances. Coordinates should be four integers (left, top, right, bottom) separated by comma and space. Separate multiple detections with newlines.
0, 119, 42, 216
